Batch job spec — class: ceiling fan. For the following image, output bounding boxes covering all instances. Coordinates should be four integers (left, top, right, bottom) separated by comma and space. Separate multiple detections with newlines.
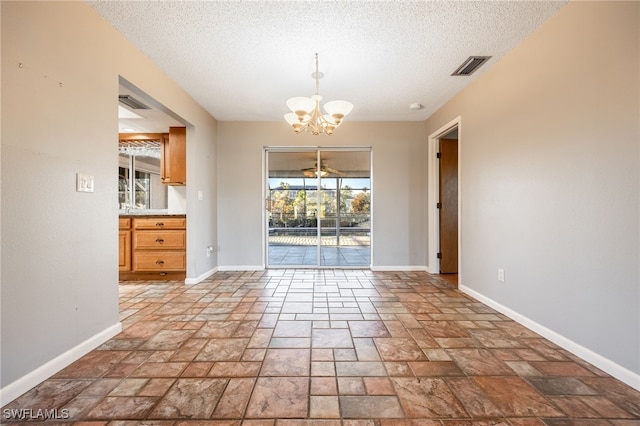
301, 161, 345, 178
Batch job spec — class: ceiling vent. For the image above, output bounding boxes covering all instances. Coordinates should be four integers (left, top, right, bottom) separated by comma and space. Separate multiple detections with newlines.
451, 56, 491, 76
118, 95, 150, 110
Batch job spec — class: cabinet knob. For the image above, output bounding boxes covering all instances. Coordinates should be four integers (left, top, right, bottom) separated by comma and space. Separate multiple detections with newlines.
156, 238, 165, 243
155, 260, 165, 265
156, 222, 165, 227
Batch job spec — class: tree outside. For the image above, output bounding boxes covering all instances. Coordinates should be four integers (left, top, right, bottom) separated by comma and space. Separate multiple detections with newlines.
351, 190, 370, 213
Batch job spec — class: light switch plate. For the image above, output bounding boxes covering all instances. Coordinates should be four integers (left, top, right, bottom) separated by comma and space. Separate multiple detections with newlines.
76, 173, 94, 193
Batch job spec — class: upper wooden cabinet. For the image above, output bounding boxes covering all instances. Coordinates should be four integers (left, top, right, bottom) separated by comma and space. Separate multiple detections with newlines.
161, 127, 186, 185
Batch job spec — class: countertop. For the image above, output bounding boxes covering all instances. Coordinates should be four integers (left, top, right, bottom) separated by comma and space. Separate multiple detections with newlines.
119, 210, 186, 217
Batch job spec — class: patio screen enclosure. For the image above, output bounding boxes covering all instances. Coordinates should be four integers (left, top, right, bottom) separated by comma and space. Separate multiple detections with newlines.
265, 148, 371, 267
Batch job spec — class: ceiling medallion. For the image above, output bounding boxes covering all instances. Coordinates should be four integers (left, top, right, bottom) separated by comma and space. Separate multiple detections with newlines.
284, 53, 353, 136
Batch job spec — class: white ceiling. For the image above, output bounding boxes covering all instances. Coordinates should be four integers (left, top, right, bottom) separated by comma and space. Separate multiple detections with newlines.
92, 0, 567, 125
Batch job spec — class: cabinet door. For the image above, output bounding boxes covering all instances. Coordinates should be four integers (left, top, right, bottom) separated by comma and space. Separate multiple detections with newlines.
161, 127, 186, 185
119, 230, 131, 271
160, 133, 171, 183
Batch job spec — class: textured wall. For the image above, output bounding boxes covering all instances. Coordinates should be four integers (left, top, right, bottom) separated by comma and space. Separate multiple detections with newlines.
425, 1, 639, 379
1, 1, 218, 395
216, 121, 426, 269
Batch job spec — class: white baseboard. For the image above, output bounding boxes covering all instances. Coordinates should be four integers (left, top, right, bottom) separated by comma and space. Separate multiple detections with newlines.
0, 322, 122, 406
371, 265, 428, 272
185, 266, 219, 284
217, 265, 265, 272
459, 285, 640, 392
213, 265, 430, 272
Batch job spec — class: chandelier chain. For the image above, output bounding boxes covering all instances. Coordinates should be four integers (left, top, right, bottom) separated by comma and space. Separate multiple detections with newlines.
315, 53, 320, 96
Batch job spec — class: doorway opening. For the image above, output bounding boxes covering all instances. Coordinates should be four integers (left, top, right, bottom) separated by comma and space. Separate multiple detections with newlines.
117, 77, 189, 282
428, 117, 461, 284
265, 148, 372, 268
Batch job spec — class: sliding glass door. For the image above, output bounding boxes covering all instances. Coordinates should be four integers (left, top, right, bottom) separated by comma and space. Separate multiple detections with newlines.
266, 148, 371, 268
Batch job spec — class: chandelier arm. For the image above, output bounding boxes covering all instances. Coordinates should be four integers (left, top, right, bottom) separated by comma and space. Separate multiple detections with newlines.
309, 98, 321, 135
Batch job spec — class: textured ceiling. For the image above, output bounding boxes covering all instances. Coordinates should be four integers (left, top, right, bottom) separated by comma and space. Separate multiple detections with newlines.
91, 0, 567, 123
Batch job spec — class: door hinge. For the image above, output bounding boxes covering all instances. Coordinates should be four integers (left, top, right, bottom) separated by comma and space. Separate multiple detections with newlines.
437, 252, 442, 259
437, 152, 441, 159
436, 202, 442, 209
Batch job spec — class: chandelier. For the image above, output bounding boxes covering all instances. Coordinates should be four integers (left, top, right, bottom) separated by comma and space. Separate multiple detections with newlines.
284, 53, 353, 136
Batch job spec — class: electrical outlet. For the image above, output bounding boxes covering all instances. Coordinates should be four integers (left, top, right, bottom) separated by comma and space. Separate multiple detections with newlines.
498, 268, 505, 282
206, 246, 214, 257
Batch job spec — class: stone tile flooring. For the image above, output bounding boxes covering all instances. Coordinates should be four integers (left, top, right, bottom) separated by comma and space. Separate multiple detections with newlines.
3, 269, 640, 425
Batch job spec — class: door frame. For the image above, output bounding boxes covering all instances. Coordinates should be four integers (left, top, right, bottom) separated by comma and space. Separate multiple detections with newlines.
263, 146, 373, 269
427, 117, 462, 279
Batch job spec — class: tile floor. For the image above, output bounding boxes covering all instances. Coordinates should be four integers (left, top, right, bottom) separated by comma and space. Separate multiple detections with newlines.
3, 269, 640, 425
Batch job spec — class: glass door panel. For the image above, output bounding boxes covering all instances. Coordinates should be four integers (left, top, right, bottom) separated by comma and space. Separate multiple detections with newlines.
267, 150, 319, 266
319, 150, 371, 267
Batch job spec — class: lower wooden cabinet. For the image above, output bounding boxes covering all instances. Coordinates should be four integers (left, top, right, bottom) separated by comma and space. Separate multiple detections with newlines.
118, 218, 131, 271
119, 215, 186, 280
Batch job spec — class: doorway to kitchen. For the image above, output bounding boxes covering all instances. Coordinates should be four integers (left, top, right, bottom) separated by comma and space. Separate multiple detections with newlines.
265, 148, 371, 268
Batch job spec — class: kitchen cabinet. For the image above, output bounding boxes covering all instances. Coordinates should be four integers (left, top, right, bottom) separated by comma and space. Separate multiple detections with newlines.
161, 127, 186, 185
119, 215, 186, 281
118, 218, 131, 271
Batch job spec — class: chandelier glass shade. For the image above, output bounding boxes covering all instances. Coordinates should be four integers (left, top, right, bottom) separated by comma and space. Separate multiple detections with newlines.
284, 53, 353, 136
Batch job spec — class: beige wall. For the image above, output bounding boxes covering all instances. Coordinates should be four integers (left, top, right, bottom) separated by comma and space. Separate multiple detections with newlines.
217, 121, 426, 269
425, 1, 639, 381
1, 1, 218, 399
2, 0, 638, 403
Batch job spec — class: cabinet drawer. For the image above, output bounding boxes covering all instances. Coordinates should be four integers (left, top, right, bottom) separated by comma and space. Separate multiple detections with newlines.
134, 217, 185, 230
134, 230, 185, 249
133, 251, 186, 271
119, 218, 131, 229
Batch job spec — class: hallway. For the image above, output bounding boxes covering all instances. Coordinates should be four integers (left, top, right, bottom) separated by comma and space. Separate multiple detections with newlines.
3, 269, 639, 424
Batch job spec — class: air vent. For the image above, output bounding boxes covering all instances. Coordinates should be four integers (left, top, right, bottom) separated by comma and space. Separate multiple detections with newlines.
451, 56, 491, 76
118, 95, 150, 110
